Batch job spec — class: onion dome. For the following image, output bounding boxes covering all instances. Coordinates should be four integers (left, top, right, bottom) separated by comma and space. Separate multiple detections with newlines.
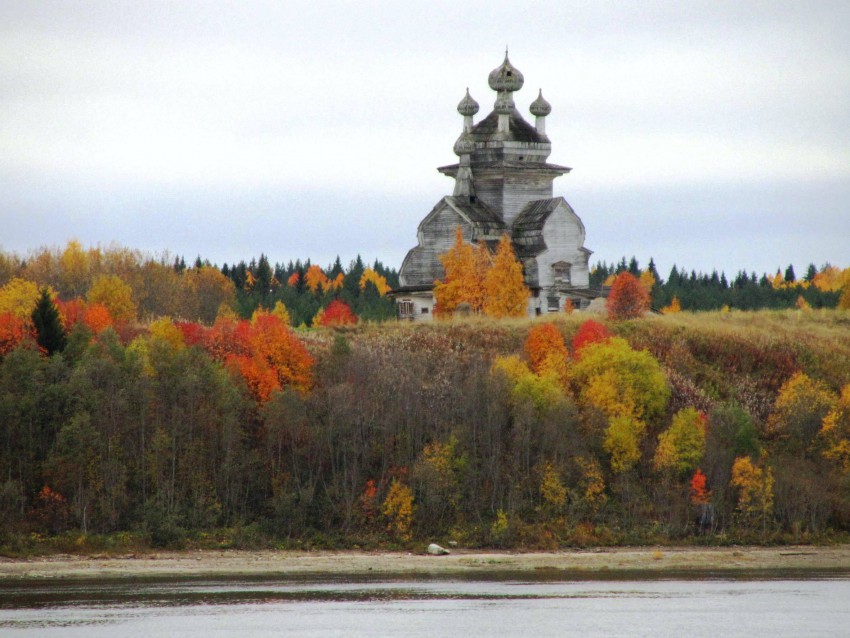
457, 88, 480, 116
494, 93, 513, 115
453, 131, 475, 156
529, 89, 551, 117
488, 52, 524, 92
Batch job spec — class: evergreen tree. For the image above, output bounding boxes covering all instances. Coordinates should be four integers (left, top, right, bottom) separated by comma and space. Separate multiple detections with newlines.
31, 288, 66, 355
784, 264, 796, 283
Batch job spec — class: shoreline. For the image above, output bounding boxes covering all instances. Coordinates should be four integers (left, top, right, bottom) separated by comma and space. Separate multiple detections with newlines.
2, 546, 850, 582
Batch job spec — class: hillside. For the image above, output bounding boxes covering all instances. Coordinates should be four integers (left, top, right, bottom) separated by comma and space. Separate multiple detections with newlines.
2, 309, 850, 553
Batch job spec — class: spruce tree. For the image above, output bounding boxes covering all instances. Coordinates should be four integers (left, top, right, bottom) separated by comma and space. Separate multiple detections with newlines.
31, 288, 66, 355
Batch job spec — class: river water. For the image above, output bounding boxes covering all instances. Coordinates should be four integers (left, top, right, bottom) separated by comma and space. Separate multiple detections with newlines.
2, 574, 849, 637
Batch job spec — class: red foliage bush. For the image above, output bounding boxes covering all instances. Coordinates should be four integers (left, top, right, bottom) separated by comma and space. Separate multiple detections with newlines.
320, 299, 358, 326
572, 319, 611, 357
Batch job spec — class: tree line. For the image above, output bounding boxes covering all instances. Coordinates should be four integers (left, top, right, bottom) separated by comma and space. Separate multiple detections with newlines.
591, 257, 849, 312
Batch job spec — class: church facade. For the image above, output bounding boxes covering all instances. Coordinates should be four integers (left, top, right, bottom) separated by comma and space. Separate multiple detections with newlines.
393, 54, 595, 320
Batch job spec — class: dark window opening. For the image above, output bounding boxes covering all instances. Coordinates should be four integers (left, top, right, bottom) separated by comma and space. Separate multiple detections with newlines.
518, 156, 524, 160
421, 307, 429, 314
469, 195, 477, 204
506, 71, 512, 76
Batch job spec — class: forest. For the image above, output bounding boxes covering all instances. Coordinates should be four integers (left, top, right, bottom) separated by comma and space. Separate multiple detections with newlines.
0, 241, 849, 553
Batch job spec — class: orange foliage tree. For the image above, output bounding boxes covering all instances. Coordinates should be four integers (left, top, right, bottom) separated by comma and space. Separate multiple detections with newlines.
524, 323, 568, 375
690, 469, 710, 505
606, 272, 650, 320
319, 299, 358, 327
304, 265, 330, 294
0, 313, 32, 356
83, 303, 114, 333
483, 234, 529, 318
433, 227, 488, 316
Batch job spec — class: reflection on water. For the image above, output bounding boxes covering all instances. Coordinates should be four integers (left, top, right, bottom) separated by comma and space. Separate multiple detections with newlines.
1, 575, 849, 637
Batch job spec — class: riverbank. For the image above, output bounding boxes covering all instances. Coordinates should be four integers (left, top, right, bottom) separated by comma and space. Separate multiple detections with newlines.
2, 546, 849, 581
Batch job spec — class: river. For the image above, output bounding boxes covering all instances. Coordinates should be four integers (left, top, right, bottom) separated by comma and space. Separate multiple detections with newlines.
2, 574, 848, 636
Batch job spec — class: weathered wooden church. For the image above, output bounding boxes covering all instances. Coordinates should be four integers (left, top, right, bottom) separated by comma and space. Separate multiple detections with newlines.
393, 53, 598, 320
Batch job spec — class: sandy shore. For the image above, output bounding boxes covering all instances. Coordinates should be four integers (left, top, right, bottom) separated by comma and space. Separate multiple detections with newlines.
2, 546, 850, 581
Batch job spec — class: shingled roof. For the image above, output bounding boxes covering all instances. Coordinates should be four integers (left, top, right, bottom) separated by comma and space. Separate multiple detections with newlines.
511, 198, 562, 258
444, 196, 506, 238
471, 108, 548, 144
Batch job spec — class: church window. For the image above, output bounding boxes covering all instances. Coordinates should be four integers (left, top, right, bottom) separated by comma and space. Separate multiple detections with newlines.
552, 262, 571, 286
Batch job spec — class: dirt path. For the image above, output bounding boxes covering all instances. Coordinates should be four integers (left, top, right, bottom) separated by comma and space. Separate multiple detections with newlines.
2, 546, 849, 581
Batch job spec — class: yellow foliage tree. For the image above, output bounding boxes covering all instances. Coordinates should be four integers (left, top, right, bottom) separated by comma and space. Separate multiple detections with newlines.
768, 372, 836, 449
570, 337, 670, 424
148, 317, 185, 350
639, 269, 656, 292
653, 408, 706, 475
483, 234, 529, 318
0, 278, 42, 320
58, 240, 93, 298
661, 296, 681, 314
87, 274, 137, 324
821, 384, 850, 473
360, 268, 391, 296
604, 415, 644, 474
539, 462, 568, 512
381, 479, 414, 541
433, 226, 488, 316
270, 300, 291, 326
730, 456, 774, 528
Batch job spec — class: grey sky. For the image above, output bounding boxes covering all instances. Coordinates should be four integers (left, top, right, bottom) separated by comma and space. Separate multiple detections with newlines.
1, 1, 848, 277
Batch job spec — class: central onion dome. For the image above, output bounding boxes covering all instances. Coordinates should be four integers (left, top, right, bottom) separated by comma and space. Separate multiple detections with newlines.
529, 89, 552, 116
457, 88, 480, 116
488, 52, 524, 92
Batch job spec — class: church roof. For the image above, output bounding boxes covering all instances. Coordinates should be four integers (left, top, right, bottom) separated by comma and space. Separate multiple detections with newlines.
471, 108, 547, 143
444, 196, 506, 236
511, 198, 563, 258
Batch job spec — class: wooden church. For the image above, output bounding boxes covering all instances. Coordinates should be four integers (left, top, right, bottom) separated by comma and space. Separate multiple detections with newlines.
393, 53, 596, 320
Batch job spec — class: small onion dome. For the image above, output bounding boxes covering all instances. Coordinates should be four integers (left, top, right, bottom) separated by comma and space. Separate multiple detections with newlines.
494, 93, 513, 115
457, 88, 479, 116
453, 131, 475, 156
488, 52, 524, 92
530, 89, 551, 117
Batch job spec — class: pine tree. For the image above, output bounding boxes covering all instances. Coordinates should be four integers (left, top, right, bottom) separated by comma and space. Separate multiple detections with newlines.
31, 288, 66, 355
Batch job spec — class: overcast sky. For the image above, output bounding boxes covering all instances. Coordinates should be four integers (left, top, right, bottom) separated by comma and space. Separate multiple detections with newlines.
1, 1, 848, 278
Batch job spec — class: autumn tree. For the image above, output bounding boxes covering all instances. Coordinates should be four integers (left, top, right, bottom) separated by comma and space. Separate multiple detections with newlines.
570, 337, 669, 473
483, 234, 529, 318
0, 278, 41, 320
319, 299, 358, 326
606, 272, 650, 320
360, 268, 391, 296
730, 456, 774, 531
304, 265, 330, 294
0, 313, 32, 356
768, 372, 836, 451
820, 384, 850, 472
524, 323, 568, 375
382, 478, 414, 541
433, 226, 488, 316
654, 408, 707, 475
87, 274, 136, 324
572, 319, 610, 356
